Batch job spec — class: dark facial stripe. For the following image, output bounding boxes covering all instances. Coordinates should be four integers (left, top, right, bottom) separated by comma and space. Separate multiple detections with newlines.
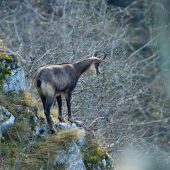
95, 63, 100, 75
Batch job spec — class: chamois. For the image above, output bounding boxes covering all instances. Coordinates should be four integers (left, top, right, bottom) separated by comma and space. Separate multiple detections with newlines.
33, 50, 106, 133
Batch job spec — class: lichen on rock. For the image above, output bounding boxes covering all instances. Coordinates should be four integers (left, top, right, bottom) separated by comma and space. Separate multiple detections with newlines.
3, 68, 25, 94
0, 46, 25, 94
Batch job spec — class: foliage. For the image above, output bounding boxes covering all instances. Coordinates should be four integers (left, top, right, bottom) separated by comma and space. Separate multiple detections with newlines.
83, 146, 105, 165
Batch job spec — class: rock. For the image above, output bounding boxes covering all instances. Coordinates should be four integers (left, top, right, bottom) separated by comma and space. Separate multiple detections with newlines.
34, 124, 49, 135
0, 49, 25, 93
54, 141, 86, 170
1, 48, 25, 94
6, 49, 17, 56
3, 68, 26, 94
31, 113, 38, 123
0, 106, 15, 137
76, 128, 86, 146
74, 120, 84, 127
40, 117, 46, 124
58, 122, 78, 130
34, 125, 42, 135
23, 118, 30, 124
7, 64, 11, 69
52, 126, 86, 169
16, 106, 21, 113
102, 159, 107, 167
41, 124, 49, 133
17, 62, 22, 68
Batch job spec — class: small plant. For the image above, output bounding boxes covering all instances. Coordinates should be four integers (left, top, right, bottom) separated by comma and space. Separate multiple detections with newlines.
83, 146, 105, 164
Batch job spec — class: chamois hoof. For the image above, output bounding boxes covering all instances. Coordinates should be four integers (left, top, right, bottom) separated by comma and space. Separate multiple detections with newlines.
58, 116, 65, 122
68, 118, 74, 123
50, 129, 57, 134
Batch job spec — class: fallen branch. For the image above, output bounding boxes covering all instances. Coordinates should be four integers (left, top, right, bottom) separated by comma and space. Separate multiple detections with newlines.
134, 117, 170, 126
88, 117, 105, 128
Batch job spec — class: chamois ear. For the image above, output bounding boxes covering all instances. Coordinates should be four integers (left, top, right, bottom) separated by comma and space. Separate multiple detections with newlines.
93, 50, 99, 57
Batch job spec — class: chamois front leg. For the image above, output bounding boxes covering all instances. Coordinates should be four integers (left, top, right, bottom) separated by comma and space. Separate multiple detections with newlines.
56, 95, 65, 122
44, 96, 56, 133
65, 91, 73, 123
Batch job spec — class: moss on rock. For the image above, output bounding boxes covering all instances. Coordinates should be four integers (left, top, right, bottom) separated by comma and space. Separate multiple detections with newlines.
0, 46, 19, 82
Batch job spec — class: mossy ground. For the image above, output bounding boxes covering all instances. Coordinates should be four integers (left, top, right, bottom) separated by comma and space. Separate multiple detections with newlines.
2, 129, 82, 170
0, 90, 37, 121
0, 90, 39, 169
0, 46, 40, 169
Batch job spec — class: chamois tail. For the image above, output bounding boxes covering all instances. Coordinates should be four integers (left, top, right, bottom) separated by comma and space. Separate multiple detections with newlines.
37, 79, 41, 88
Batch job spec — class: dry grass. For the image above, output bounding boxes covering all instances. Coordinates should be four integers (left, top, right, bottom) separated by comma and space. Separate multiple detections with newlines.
18, 128, 84, 170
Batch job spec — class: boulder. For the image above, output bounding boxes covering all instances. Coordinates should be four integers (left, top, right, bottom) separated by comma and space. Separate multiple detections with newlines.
0, 106, 15, 137
3, 68, 25, 93
33, 124, 49, 135
74, 120, 84, 127
58, 122, 78, 130
0, 48, 26, 94
54, 141, 86, 170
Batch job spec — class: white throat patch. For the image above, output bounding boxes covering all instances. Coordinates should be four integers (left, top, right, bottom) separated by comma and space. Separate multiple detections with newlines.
88, 63, 97, 75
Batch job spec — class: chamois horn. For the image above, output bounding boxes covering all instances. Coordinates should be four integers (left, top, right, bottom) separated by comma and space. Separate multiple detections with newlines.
93, 50, 99, 57
93, 50, 106, 60
103, 51, 106, 60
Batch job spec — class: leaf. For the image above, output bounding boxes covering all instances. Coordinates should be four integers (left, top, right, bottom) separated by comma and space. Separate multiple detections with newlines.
106, 152, 114, 165
11, 150, 15, 155
108, 154, 114, 165
5, 54, 9, 59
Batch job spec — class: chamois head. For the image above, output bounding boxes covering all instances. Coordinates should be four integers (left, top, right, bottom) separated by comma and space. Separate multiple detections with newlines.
88, 50, 106, 75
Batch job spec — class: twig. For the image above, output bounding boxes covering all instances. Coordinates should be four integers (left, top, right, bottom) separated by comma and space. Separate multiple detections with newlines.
63, 0, 68, 49
14, 1, 21, 42
88, 117, 104, 127
25, 0, 47, 21
135, 117, 170, 126
124, 36, 156, 63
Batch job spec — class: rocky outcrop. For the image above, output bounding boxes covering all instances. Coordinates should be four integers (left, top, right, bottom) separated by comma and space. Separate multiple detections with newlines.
54, 131, 86, 170
33, 120, 109, 170
0, 48, 25, 94
0, 47, 112, 169
3, 68, 25, 94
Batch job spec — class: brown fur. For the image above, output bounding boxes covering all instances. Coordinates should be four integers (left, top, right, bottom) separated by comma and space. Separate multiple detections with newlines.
33, 51, 106, 133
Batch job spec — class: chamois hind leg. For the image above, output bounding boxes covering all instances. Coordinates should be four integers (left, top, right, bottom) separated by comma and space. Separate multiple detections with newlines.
44, 95, 56, 133
65, 91, 73, 123
40, 95, 46, 110
56, 95, 65, 122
